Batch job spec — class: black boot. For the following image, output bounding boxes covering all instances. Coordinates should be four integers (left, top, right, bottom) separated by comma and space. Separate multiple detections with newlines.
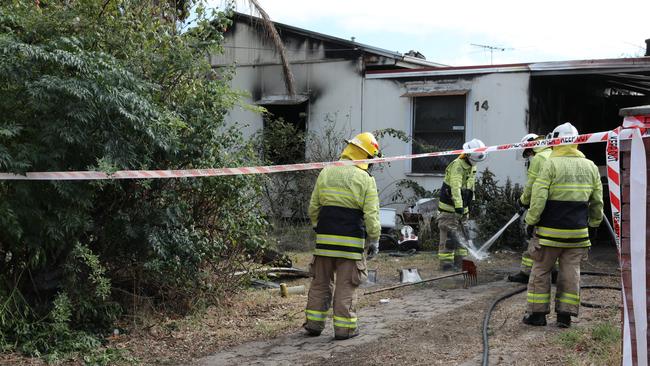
522, 312, 547, 326
557, 313, 572, 328
303, 323, 322, 337
441, 263, 454, 272
334, 328, 359, 340
507, 272, 530, 283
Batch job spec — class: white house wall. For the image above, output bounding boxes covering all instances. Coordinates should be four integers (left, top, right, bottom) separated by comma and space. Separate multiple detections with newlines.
364, 72, 531, 207
211, 21, 329, 66
215, 20, 532, 208
222, 59, 364, 150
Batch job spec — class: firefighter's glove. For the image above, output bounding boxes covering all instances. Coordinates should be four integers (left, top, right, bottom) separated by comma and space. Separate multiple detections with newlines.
589, 227, 598, 242
525, 224, 535, 239
454, 207, 464, 219
367, 240, 379, 260
516, 198, 529, 216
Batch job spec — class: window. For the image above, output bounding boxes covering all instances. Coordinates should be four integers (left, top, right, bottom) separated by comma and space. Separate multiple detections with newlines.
411, 95, 466, 173
261, 101, 308, 164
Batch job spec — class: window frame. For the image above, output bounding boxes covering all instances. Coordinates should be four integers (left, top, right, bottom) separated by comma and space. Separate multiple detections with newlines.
409, 94, 467, 174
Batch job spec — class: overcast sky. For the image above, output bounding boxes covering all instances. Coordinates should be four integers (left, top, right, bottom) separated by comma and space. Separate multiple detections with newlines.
213, 0, 649, 66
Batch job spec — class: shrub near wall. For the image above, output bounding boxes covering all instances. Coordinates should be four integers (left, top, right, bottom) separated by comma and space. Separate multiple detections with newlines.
472, 169, 525, 249
0, 0, 268, 359
385, 168, 524, 251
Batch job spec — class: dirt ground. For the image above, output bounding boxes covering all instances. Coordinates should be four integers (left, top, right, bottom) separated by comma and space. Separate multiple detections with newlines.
193, 246, 621, 366
1, 246, 622, 366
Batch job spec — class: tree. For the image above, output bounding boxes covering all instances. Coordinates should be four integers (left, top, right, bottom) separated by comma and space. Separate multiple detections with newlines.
246, 0, 296, 96
0, 0, 268, 359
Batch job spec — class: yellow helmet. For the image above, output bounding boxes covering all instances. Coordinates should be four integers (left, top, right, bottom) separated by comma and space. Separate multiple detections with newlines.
341, 132, 381, 170
347, 132, 380, 158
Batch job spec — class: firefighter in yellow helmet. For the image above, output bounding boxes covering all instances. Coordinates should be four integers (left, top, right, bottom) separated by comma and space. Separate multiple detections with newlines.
436, 138, 487, 271
508, 133, 553, 283
304, 132, 381, 340
522, 122, 603, 328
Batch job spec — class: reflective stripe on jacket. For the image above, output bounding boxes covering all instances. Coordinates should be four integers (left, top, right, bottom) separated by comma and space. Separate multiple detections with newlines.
438, 157, 477, 214
520, 147, 552, 206
525, 145, 604, 248
308, 164, 380, 260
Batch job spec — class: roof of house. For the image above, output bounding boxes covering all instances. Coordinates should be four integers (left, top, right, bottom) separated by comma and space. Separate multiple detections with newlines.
230, 12, 446, 69
366, 57, 650, 79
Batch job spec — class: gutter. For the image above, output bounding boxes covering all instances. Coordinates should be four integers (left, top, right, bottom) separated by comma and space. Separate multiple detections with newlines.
366, 57, 650, 79
366, 64, 530, 79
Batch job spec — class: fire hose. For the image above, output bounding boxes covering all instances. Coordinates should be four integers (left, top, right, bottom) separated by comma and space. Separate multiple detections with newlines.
481, 215, 622, 366
481, 279, 621, 366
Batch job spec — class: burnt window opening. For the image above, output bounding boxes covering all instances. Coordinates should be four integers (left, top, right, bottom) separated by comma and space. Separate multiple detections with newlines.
262, 102, 308, 165
411, 95, 466, 173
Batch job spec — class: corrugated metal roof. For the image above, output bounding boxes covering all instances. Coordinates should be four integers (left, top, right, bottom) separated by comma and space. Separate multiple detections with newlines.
366, 57, 650, 79
231, 12, 447, 68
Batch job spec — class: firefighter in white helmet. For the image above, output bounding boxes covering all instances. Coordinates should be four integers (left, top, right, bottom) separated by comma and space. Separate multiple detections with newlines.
436, 138, 487, 271
522, 122, 603, 328
508, 133, 553, 283
304, 132, 381, 340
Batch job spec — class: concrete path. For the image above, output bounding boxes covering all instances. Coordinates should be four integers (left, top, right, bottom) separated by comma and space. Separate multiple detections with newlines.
193, 280, 517, 366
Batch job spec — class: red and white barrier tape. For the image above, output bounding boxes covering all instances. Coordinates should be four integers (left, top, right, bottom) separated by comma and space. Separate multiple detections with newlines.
1, 129, 646, 181
606, 116, 649, 251
606, 127, 622, 249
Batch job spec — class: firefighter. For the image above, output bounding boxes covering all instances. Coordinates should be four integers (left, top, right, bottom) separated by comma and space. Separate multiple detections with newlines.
522, 122, 603, 328
437, 138, 487, 271
304, 132, 381, 340
508, 133, 552, 283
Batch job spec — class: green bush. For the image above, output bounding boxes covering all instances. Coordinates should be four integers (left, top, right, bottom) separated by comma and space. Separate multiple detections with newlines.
382, 168, 524, 251
0, 0, 268, 359
472, 168, 525, 249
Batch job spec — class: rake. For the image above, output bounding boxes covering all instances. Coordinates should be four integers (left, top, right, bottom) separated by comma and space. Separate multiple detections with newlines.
363, 265, 478, 296
462, 259, 478, 287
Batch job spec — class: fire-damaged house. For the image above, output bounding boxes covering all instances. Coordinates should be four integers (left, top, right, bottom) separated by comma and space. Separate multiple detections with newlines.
212, 13, 650, 209
210, 12, 444, 147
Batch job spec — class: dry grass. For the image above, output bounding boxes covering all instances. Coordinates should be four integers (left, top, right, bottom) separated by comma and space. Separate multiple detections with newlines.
2, 249, 622, 365
120, 251, 472, 364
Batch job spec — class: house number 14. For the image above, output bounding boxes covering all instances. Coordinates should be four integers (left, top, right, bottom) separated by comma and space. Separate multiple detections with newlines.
474, 100, 489, 111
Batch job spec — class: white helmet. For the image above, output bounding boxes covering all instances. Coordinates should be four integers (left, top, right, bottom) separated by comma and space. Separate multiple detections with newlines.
463, 138, 487, 164
548, 122, 578, 139
521, 133, 539, 143
521, 133, 540, 159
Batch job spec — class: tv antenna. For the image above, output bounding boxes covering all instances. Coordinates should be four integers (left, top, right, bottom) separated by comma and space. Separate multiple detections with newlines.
470, 43, 514, 64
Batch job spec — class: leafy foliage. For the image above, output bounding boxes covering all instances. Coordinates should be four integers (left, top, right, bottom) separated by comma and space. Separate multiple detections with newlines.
472, 168, 525, 249
381, 168, 524, 251
0, 0, 268, 359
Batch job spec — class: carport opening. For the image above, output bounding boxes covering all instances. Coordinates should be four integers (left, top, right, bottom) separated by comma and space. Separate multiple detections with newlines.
528, 72, 650, 246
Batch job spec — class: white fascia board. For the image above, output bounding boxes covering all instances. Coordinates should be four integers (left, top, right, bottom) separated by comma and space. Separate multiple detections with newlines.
366, 65, 530, 79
